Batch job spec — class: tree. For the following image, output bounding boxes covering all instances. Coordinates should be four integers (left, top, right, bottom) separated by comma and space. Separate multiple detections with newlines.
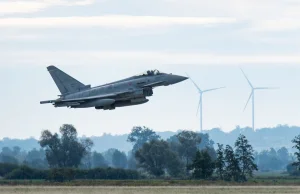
224, 145, 241, 182
203, 146, 217, 161
103, 148, 118, 166
198, 133, 214, 149
0, 155, 18, 164
80, 152, 92, 169
0, 147, 19, 164
277, 147, 290, 169
166, 135, 181, 157
1, 147, 13, 156
24, 148, 48, 169
198, 133, 216, 161
135, 139, 179, 177
190, 150, 215, 179
39, 124, 93, 168
215, 143, 225, 180
287, 163, 300, 176
112, 150, 127, 169
176, 131, 201, 171
127, 126, 160, 152
1, 147, 15, 158
269, 148, 277, 158
292, 135, 300, 170
127, 151, 137, 170
92, 152, 108, 168
12, 146, 21, 157
277, 147, 289, 164
165, 152, 184, 178
256, 149, 283, 171
25, 148, 46, 162
234, 134, 258, 180
23, 159, 48, 170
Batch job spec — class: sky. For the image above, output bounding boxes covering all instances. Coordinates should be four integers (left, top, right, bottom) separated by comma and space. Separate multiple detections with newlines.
0, 0, 299, 139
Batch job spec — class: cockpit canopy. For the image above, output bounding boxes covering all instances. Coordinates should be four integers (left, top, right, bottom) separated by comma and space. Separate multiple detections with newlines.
136, 69, 162, 77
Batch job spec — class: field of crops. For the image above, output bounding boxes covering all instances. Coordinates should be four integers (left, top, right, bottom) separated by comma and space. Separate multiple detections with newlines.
1, 177, 300, 194
1, 186, 300, 194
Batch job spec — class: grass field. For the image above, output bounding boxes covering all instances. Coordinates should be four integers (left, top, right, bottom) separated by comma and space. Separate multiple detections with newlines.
1, 186, 300, 194
2, 178, 300, 186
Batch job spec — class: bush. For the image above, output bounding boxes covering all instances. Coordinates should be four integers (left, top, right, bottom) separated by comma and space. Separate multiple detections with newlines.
2, 164, 141, 181
47, 168, 140, 182
4, 166, 47, 179
47, 168, 77, 182
287, 163, 300, 176
74, 168, 140, 180
0, 163, 19, 177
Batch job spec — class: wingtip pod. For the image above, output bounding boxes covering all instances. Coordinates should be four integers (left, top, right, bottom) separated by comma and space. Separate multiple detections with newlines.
40, 100, 56, 104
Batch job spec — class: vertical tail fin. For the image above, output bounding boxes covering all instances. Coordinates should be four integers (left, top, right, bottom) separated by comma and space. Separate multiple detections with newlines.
47, 66, 90, 95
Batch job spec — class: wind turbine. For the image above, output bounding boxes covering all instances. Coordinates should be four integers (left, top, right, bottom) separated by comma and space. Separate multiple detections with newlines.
240, 68, 278, 131
186, 74, 225, 132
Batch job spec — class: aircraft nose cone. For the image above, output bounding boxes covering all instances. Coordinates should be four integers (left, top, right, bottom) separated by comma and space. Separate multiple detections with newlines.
168, 75, 188, 85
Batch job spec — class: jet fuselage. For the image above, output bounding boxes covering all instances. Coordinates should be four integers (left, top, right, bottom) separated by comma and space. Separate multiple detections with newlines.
41, 66, 187, 110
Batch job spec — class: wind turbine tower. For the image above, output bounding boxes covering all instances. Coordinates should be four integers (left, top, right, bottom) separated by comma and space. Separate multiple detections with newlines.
187, 74, 225, 132
240, 69, 277, 131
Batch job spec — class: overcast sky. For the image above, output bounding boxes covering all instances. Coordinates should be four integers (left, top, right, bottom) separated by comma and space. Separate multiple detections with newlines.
0, 0, 299, 139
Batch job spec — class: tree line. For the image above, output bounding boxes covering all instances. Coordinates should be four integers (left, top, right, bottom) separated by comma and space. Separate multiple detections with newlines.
254, 147, 293, 172
0, 126, 128, 170
0, 163, 140, 181
1, 124, 300, 181
129, 127, 257, 181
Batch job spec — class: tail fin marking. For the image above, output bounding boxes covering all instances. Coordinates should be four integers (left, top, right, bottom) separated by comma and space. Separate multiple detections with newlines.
47, 65, 90, 95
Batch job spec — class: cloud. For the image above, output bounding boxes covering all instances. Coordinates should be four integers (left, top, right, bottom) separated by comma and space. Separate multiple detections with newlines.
1, 0, 300, 32
109, 0, 300, 32
2, 51, 300, 66
0, 0, 95, 15
250, 18, 300, 32
0, 15, 237, 28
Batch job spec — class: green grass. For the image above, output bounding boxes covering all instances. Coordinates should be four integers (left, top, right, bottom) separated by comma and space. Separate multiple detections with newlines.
254, 171, 289, 177
1, 178, 300, 186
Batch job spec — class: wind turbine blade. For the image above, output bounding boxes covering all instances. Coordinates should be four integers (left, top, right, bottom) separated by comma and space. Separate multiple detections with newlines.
185, 73, 202, 92
240, 68, 253, 88
202, 87, 226, 93
243, 92, 253, 112
255, 87, 279, 90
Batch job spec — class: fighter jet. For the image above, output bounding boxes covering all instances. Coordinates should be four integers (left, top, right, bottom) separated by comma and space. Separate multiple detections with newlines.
40, 66, 188, 110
